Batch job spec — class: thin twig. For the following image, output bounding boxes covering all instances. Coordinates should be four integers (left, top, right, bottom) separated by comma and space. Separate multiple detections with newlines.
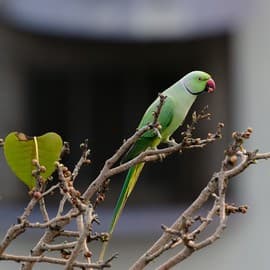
156, 247, 194, 270
190, 200, 218, 238
0, 197, 38, 256
64, 206, 95, 270
26, 210, 79, 229
57, 196, 68, 217
41, 183, 59, 198
0, 253, 111, 269
60, 231, 80, 238
72, 140, 91, 182
39, 198, 49, 223
107, 134, 220, 178
0, 223, 26, 256
41, 242, 77, 251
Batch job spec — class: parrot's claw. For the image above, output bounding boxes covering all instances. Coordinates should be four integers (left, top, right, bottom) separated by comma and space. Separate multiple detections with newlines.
152, 146, 165, 161
154, 128, 162, 139
158, 153, 166, 161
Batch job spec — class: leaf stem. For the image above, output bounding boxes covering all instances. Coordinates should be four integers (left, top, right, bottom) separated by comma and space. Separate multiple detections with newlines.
33, 136, 39, 163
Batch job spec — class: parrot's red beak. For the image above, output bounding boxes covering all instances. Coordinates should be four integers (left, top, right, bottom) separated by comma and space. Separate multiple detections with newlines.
206, 78, 216, 93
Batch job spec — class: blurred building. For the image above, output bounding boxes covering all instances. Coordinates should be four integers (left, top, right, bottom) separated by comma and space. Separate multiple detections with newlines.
1, 1, 270, 270
0, 0, 231, 203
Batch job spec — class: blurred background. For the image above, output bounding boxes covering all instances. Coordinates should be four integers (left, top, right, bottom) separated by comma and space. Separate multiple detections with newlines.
0, 0, 269, 269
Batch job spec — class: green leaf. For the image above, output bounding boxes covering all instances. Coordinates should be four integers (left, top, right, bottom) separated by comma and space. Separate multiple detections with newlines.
4, 132, 63, 189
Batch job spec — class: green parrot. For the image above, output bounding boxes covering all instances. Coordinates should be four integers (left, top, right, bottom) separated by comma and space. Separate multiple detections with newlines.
99, 70, 216, 260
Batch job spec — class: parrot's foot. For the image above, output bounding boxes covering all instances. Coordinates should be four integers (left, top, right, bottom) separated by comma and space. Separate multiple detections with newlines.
166, 138, 178, 147
152, 146, 166, 161
158, 153, 166, 161
153, 127, 162, 139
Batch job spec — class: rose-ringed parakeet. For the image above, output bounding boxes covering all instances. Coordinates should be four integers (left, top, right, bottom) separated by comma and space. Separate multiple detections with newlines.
100, 70, 216, 260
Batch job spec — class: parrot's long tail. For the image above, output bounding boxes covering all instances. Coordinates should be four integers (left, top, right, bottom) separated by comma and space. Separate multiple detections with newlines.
99, 162, 145, 261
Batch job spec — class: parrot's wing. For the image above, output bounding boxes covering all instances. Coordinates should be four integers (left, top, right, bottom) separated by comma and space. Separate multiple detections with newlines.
122, 96, 174, 162
138, 96, 174, 131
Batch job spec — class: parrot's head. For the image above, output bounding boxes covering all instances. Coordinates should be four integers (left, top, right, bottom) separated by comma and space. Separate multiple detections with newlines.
183, 71, 216, 95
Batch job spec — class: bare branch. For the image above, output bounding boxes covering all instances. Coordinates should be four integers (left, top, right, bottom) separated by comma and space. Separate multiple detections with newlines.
60, 141, 70, 159
64, 205, 96, 270
41, 183, 59, 198
0, 223, 26, 256
0, 197, 38, 256
0, 253, 111, 269
59, 231, 80, 238
156, 247, 194, 270
41, 241, 77, 251
39, 198, 49, 223
72, 139, 91, 182
26, 210, 80, 229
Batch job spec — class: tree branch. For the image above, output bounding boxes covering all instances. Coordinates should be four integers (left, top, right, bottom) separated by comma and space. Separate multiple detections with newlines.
1, 101, 269, 270
0, 253, 112, 269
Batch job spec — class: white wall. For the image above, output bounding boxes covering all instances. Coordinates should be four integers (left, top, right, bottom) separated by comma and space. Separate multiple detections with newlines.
178, 1, 270, 269
227, 0, 270, 268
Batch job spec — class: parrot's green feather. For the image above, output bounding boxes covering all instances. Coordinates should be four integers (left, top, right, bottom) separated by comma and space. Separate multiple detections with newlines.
99, 71, 214, 260
110, 163, 144, 231
122, 97, 175, 162
138, 96, 175, 134
99, 163, 144, 260
122, 136, 157, 162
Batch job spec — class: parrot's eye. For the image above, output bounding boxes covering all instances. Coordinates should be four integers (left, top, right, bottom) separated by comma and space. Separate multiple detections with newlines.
198, 77, 202, 81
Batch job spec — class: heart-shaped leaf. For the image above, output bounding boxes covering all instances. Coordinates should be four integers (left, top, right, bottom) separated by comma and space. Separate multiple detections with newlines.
4, 132, 63, 189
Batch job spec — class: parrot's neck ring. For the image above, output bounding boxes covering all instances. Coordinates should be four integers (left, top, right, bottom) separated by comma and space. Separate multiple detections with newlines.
183, 82, 201, 96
